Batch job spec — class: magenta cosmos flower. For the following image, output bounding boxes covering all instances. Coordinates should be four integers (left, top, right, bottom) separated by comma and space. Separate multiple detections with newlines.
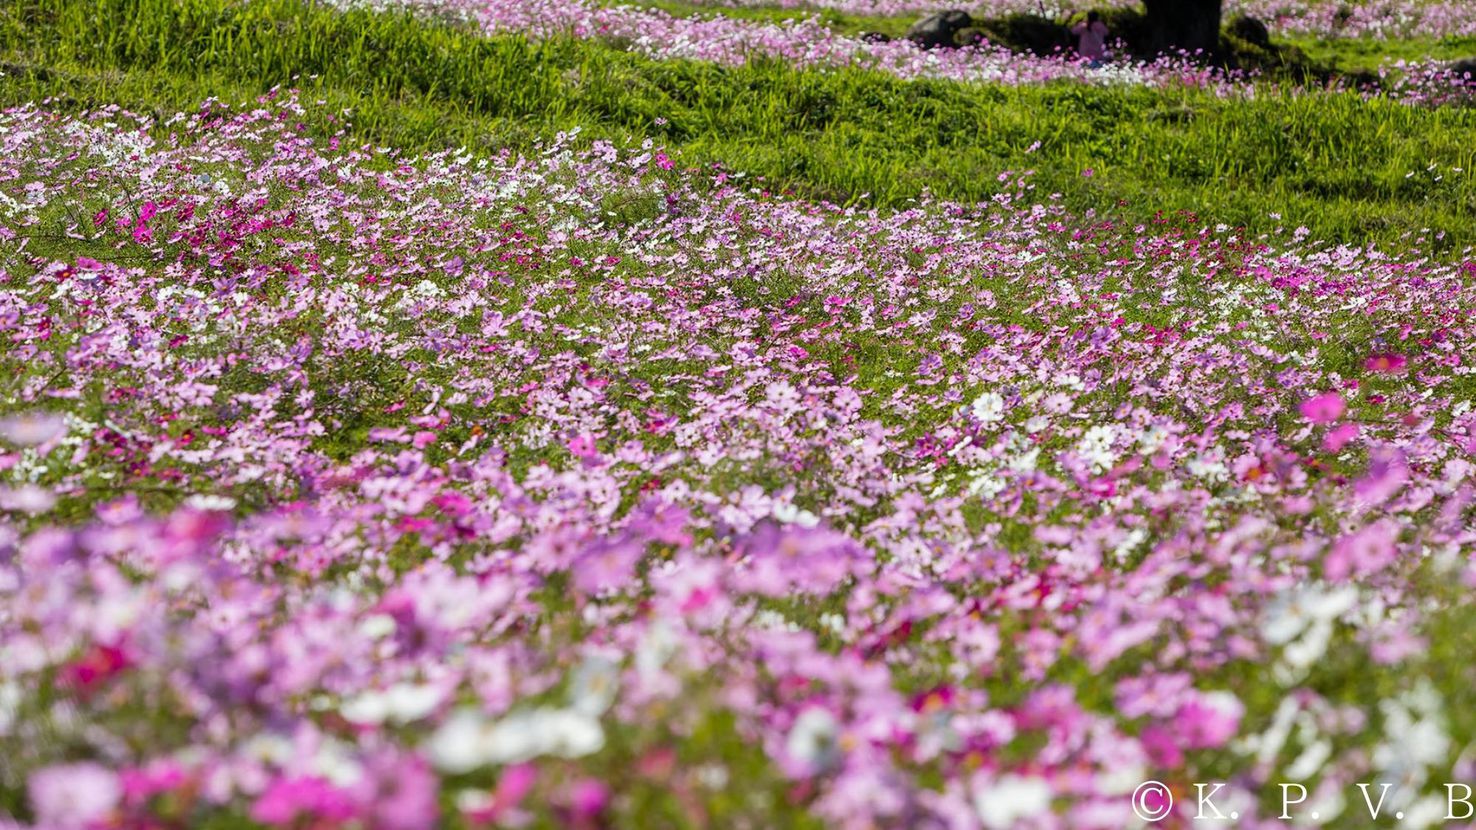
1364, 352, 1409, 374
1298, 391, 1346, 424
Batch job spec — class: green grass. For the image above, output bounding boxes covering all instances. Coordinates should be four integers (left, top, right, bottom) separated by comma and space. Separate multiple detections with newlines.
1285, 34, 1476, 72
608, 0, 915, 39
3, 0, 1475, 251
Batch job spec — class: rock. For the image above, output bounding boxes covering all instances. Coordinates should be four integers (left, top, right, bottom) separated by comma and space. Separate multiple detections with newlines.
906, 10, 974, 50
1228, 14, 1271, 49
859, 31, 892, 44
954, 27, 989, 47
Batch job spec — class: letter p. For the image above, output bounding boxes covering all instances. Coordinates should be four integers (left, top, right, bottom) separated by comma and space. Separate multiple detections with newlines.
1280, 783, 1307, 820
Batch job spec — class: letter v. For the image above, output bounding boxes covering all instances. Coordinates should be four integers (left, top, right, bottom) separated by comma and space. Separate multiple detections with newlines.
1357, 783, 1393, 818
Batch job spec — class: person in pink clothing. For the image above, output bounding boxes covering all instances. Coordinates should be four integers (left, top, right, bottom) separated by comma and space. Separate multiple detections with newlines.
1071, 11, 1110, 66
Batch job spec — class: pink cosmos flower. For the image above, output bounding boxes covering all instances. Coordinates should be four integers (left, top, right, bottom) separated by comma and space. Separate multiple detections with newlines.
353, 751, 440, 830
1138, 725, 1184, 768
571, 537, 644, 595
1298, 391, 1345, 424
120, 760, 188, 807
1175, 691, 1243, 749
1323, 422, 1360, 452
1353, 447, 1410, 506
250, 775, 357, 827
461, 763, 539, 824
566, 433, 598, 459
566, 778, 610, 821
495, 764, 539, 817
1363, 353, 1408, 374
59, 642, 132, 696
368, 426, 411, 443
1325, 520, 1400, 581
739, 523, 861, 596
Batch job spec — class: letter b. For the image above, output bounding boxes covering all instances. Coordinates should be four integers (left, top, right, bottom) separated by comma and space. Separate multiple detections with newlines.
1449, 784, 1474, 821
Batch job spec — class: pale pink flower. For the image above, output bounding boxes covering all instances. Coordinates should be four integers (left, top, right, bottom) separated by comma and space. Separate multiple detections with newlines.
0, 411, 66, 446
28, 763, 121, 829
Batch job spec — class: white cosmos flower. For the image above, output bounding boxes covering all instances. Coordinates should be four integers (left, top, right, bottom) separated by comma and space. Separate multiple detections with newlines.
1262, 585, 1358, 646
1138, 426, 1168, 455
1009, 448, 1040, 473
974, 773, 1053, 830
342, 683, 443, 725
426, 707, 605, 773
410, 279, 444, 298
773, 501, 819, 527
1187, 454, 1229, 483
569, 656, 620, 716
484, 708, 604, 763
1284, 738, 1332, 780
183, 494, 237, 511
636, 620, 680, 681
1077, 425, 1117, 473
426, 709, 488, 773
455, 789, 495, 814
786, 708, 841, 775
1054, 372, 1085, 392
970, 391, 1005, 426
357, 614, 397, 640
309, 739, 363, 787
968, 470, 1006, 499
0, 681, 19, 733
1112, 528, 1147, 562
1262, 585, 1359, 672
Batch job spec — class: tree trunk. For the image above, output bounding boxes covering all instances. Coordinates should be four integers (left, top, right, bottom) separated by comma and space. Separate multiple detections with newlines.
1142, 0, 1222, 57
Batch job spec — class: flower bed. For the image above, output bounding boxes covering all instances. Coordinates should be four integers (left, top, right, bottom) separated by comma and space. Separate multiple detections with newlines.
2, 96, 1476, 828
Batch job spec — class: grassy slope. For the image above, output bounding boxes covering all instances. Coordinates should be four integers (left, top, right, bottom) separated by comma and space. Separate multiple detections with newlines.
1288, 34, 1476, 71
613, 0, 915, 38
2, 0, 1475, 251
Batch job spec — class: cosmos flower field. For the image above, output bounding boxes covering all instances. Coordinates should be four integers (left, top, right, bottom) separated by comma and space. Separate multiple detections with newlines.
4, 0, 1476, 828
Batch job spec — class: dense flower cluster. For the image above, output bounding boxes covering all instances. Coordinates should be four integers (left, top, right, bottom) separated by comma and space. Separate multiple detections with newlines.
1229, 0, 1476, 37
2, 96, 1476, 828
